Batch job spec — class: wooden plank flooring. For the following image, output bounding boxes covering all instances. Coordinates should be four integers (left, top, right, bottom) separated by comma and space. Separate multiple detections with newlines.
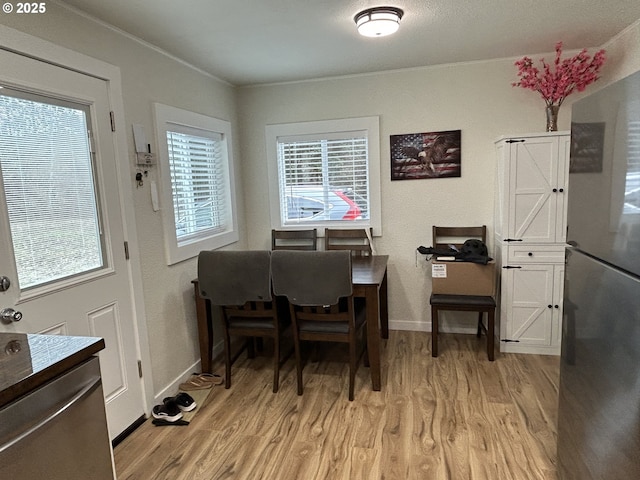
114, 331, 560, 479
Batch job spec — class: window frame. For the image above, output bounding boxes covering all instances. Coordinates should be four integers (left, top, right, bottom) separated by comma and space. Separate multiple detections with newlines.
266, 116, 381, 235
155, 103, 238, 265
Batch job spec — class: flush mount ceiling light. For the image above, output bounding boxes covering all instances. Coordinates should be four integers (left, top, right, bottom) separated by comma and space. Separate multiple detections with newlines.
354, 6, 404, 37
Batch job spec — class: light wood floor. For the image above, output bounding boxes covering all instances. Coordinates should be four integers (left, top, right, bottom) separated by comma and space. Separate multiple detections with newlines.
114, 331, 560, 480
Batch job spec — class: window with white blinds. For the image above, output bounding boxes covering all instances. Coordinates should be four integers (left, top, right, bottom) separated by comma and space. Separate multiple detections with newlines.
277, 134, 369, 223
167, 129, 225, 239
266, 116, 381, 232
155, 104, 238, 265
624, 116, 640, 214
0, 89, 104, 289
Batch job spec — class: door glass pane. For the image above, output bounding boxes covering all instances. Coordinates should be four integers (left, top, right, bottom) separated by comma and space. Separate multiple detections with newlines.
0, 89, 104, 289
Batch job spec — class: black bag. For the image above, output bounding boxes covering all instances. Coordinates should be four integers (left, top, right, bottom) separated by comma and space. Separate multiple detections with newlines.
417, 239, 492, 265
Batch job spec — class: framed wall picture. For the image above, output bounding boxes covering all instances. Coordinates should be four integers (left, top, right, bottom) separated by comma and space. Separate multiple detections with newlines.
390, 130, 461, 180
569, 122, 605, 173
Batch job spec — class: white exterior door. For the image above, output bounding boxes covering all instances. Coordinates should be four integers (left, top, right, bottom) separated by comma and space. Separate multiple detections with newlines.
0, 49, 144, 439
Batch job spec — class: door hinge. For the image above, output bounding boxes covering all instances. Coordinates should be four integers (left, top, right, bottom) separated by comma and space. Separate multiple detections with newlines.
124, 241, 130, 260
501, 339, 520, 343
110, 111, 116, 132
137, 360, 143, 378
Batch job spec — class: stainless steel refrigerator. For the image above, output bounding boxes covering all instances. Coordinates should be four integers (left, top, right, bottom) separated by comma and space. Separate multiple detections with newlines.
558, 70, 640, 479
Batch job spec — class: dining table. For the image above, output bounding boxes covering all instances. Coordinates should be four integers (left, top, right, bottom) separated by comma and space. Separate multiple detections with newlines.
191, 254, 389, 391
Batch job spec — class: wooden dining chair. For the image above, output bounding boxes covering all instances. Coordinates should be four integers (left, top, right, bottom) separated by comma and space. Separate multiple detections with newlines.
197, 250, 290, 392
271, 228, 317, 251
271, 250, 368, 401
429, 225, 496, 361
324, 228, 373, 256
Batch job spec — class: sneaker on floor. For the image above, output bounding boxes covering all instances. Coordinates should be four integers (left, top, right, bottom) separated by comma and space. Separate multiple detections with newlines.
152, 400, 183, 422
163, 392, 197, 412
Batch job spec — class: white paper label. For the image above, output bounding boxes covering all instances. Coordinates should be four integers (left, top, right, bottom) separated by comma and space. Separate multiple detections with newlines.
432, 263, 447, 278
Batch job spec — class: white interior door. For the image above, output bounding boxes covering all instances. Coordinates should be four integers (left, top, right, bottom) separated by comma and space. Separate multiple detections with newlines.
0, 49, 144, 439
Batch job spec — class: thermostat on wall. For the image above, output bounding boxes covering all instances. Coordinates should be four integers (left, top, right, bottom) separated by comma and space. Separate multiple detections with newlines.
136, 152, 156, 165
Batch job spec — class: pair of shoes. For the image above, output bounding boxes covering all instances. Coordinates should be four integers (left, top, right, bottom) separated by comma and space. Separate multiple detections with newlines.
152, 398, 183, 422
152, 392, 196, 422
179, 372, 223, 391
162, 392, 197, 413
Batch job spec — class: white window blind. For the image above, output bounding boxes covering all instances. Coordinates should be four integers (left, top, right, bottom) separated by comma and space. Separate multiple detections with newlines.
277, 133, 370, 224
0, 92, 103, 289
166, 128, 227, 241
624, 117, 640, 214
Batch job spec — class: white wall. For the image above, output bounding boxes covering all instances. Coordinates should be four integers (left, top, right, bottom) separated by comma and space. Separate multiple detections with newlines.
0, 3, 246, 397
237, 19, 640, 332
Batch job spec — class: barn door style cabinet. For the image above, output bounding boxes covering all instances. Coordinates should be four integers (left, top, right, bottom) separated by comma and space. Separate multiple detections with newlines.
494, 132, 570, 355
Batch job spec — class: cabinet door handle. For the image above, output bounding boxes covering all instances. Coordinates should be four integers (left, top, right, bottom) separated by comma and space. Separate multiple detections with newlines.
506, 139, 526, 143
528, 252, 533, 256
502, 266, 522, 269
504, 238, 523, 242
553, 188, 558, 193
548, 305, 553, 309
554, 304, 559, 309
559, 188, 564, 193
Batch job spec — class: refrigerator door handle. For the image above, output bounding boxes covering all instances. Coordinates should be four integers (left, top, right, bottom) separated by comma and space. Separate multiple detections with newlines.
0, 376, 101, 454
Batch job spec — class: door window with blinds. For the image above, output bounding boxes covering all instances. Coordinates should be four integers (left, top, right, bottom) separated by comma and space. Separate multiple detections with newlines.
155, 104, 238, 265
266, 116, 381, 232
0, 87, 106, 291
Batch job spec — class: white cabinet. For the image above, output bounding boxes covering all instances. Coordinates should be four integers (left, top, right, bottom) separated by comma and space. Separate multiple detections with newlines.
494, 132, 569, 355
500, 260, 564, 354
495, 132, 571, 244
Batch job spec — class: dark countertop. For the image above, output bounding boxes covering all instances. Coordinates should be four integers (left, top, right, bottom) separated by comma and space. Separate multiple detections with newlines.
0, 332, 105, 409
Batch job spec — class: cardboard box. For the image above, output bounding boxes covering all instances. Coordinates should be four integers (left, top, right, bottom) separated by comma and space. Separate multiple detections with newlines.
431, 260, 496, 296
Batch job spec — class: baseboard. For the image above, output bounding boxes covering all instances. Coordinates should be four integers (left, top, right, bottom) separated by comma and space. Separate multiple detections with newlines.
153, 340, 224, 405
389, 319, 429, 332
389, 319, 478, 335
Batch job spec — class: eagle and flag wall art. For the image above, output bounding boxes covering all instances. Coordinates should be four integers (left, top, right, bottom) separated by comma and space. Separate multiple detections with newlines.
390, 130, 461, 180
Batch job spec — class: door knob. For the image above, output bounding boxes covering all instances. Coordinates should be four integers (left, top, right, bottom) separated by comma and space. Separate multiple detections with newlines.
0, 308, 23, 323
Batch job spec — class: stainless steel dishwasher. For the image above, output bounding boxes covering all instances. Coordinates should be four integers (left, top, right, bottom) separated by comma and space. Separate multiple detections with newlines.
0, 356, 115, 479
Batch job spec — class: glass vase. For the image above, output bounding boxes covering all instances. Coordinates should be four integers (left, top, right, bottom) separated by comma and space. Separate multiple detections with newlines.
546, 105, 559, 132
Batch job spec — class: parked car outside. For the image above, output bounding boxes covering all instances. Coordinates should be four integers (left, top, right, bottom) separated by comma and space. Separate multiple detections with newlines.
283, 185, 366, 222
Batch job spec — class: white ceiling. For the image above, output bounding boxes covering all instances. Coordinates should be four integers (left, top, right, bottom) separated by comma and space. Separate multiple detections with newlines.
58, 0, 640, 86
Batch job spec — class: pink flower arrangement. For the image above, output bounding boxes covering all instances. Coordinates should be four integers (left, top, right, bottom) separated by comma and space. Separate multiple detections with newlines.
512, 42, 606, 107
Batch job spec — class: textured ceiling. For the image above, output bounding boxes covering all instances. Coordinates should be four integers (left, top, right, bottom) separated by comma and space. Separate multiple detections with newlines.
57, 0, 640, 86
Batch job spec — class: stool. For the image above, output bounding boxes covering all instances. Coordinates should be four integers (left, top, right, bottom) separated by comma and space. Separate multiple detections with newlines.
430, 294, 496, 361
